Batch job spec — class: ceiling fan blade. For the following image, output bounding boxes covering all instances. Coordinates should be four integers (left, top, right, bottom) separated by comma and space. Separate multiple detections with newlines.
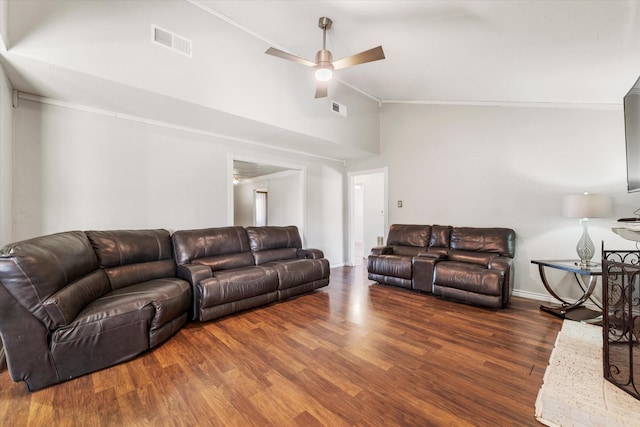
315, 80, 328, 98
332, 46, 385, 70
265, 47, 316, 68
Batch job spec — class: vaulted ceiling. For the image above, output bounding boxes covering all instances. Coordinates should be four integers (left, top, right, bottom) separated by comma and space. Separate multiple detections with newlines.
2, 1, 640, 161
201, 0, 640, 105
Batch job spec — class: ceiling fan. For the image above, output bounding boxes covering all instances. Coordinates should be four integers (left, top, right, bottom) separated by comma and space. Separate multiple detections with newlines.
265, 17, 385, 99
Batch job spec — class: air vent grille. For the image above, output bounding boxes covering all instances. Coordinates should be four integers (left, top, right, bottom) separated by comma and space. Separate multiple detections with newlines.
154, 27, 172, 47
152, 25, 192, 57
331, 100, 347, 117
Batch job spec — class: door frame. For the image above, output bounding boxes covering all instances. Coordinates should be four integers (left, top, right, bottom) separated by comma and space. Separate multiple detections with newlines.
347, 167, 388, 266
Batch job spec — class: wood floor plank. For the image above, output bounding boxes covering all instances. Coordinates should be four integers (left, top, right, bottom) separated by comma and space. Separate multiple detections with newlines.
0, 265, 563, 426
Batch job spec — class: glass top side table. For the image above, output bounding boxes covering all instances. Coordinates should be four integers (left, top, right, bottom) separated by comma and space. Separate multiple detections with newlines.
531, 259, 602, 321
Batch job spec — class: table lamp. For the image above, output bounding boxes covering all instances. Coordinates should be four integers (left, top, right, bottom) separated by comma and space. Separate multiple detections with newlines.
562, 192, 612, 268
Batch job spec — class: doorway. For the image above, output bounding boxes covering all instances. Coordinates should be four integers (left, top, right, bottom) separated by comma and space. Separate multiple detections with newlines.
348, 169, 388, 266
254, 190, 268, 226
229, 156, 306, 240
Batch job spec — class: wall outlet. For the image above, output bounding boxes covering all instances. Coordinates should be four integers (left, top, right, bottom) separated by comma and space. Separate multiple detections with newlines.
398, 200, 403, 208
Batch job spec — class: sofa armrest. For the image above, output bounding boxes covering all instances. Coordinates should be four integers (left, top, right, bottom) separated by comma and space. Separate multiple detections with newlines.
489, 256, 515, 307
297, 248, 324, 259
177, 264, 212, 285
412, 253, 448, 293
370, 246, 393, 256
0, 283, 59, 391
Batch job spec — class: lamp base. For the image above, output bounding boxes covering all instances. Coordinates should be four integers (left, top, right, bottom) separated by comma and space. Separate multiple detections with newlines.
576, 219, 596, 267
540, 304, 601, 322
574, 260, 600, 269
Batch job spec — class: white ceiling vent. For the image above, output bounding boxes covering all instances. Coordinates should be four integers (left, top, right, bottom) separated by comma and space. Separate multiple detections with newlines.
331, 100, 347, 117
152, 25, 192, 57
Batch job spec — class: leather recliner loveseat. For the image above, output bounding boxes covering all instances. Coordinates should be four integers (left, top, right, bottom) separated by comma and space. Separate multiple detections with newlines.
171, 225, 330, 321
367, 224, 515, 308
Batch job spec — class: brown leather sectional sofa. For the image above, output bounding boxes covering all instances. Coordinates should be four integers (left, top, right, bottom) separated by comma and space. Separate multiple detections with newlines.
0, 225, 328, 391
367, 224, 516, 308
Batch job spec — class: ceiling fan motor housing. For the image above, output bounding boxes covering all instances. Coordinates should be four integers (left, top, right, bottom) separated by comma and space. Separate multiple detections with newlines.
318, 17, 332, 30
315, 49, 333, 68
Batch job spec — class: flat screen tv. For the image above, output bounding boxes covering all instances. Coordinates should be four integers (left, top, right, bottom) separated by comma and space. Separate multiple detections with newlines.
625, 75, 640, 192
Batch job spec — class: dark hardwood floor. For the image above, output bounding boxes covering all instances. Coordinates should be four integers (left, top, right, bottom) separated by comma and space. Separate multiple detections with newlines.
0, 266, 562, 426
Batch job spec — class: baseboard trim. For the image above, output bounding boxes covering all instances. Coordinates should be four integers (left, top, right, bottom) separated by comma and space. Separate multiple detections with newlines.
513, 289, 553, 302
512, 290, 600, 311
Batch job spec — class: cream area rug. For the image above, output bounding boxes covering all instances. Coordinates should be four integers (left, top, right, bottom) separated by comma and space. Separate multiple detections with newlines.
535, 320, 640, 426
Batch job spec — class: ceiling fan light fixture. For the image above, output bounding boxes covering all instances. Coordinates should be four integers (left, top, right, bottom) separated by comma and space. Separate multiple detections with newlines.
315, 64, 333, 81
264, 16, 385, 98
314, 48, 334, 81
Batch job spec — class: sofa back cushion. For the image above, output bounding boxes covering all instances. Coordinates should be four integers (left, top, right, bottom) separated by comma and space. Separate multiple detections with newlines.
429, 225, 452, 248
387, 224, 431, 247
246, 226, 302, 265
450, 227, 516, 257
385, 224, 431, 256
171, 226, 254, 271
86, 229, 176, 290
0, 231, 109, 329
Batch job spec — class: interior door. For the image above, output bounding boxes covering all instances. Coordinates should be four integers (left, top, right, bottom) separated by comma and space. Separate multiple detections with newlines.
349, 169, 387, 266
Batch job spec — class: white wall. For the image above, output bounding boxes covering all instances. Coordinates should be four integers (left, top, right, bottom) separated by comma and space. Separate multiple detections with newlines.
12, 98, 345, 265
14, 99, 229, 235
348, 103, 640, 300
266, 171, 303, 228
0, 64, 12, 245
5, 0, 381, 158
234, 180, 266, 227
306, 164, 344, 266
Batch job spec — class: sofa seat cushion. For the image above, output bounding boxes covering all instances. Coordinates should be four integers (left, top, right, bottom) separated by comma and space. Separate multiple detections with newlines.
389, 246, 423, 257
51, 278, 191, 347
49, 277, 190, 383
264, 258, 330, 290
192, 252, 255, 272
253, 247, 298, 265
198, 266, 278, 308
51, 297, 154, 352
434, 261, 503, 296
367, 254, 412, 280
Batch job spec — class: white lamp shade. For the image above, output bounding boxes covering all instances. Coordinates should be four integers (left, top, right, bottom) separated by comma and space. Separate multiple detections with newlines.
315, 67, 333, 81
562, 193, 612, 218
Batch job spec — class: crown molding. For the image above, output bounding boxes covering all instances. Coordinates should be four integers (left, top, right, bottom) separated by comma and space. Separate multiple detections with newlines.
381, 99, 623, 110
